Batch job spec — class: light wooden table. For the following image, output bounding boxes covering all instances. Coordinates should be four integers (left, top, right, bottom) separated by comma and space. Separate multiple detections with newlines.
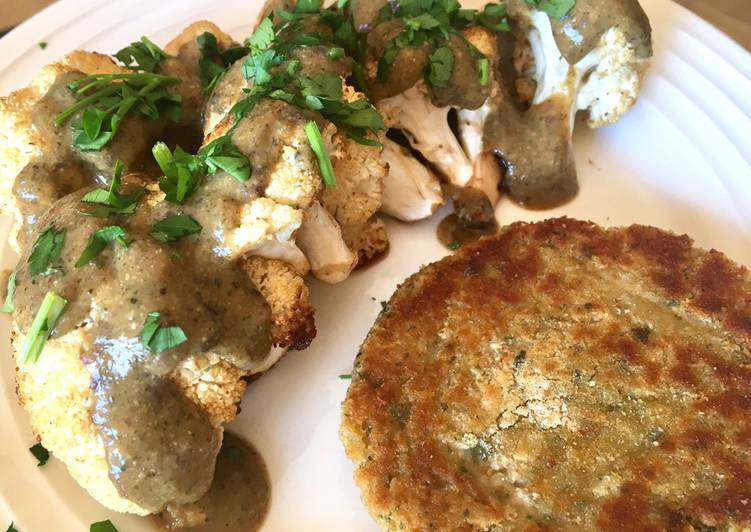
1, 0, 750, 50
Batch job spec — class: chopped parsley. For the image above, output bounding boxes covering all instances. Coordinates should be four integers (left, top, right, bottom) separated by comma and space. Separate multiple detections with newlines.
27, 227, 66, 277
90, 520, 119, 532
304, 121, 337, 187
373, 1, 511, 87
197, 32, 249, 96
7, 523, 18, 532
29, 442, 50, 466
427, 46, 455, 88
152, 142, 206, 203
141, 312, 187, 353
54, 73, 182, 151
19, 292, 68, 364
198, 135, 251, 182
525, 0, 576, 20
338, 373, 352, 380
38, 42, 48, 50
115, 36, 169, 72
477, 57, 491, 86
75, 226, 129, 268
151, 215, 202, 243
81, 160, 144, 217
448, 240, 462, 251
1, 271, 16, 314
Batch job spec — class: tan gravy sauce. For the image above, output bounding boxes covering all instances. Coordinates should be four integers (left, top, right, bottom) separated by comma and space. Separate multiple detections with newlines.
550, 0, 652, 65
155, 432, 271, 531
13, 177, 272, 512
437, 214, 499, 249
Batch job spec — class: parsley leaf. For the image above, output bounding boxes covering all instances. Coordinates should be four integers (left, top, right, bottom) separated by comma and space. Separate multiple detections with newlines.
151, 215, 202, 243
90, 520, 119, 532
7, 522, 18, 532
372, 0, 510, 86
153, 142, 206, 203
305, 121, 337, 187
525, 0, 576, 20
38, 42, 48, 50
477, 57, 491, 86
1, 271, 16, 314
141, 312, 187, 353
248, 17, 275, 52
197, 32, 249, 96
55, 73, 182, 151
338, 373, 352, 380
296, 0, 322, 14
198, 136, 251, 182
27, 227, 66, 277
81, 160, 144, 217
115, 36, 169, 72
427, 46, 454, 88
19, 291, 67, 364
29, 442, 50, 466
75, 226, 129, 268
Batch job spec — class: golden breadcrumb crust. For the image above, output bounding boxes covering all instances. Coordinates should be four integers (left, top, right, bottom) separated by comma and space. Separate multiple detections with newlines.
342, 218, 751, 531
243, 256, 316, 351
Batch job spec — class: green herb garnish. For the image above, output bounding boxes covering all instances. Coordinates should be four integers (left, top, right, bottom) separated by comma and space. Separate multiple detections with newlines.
1, 271, 16, 314
75, 226, 129, 268
197, 32, 249, 96
81, 160, 144, 217
327, 47, 345, 59
90, 520, 118, 532
151, 215, 202, 243
141, 312, 187, 353
28, 227, 66, 277
448, 240, 462, 251
248, 17, 276, 52
338, 373, 352, 380
29, 442, 50, 466
19, 292, 67, 364
115, 36, 169, 72
231, 14, 385, 147
198, 136, 251, 182
477, 57, 490, 86
38, 42, 48, 50
526, 0, 575, 20
153, 142, 206, 203
7, 522, 18, 532
427, 46, 454, 88
374, 0, 511, 87
304, 121, 337, 187
54, 73, 182, 151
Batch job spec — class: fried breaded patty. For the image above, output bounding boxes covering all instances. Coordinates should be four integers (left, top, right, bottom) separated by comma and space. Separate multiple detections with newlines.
341, 218, 751, 531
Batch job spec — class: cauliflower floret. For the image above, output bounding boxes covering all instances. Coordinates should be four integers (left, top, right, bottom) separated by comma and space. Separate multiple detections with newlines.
231, 197, 310, 275
297, 201, 358, 284
575, 27, 647, 127
378, 83, 474, 188
13, 328, 265, 516
342, 218, 389, 265
0, 54, 135, 251
380, 139, 444, 222
226, 99, 324, 210
243, 256, 316, 351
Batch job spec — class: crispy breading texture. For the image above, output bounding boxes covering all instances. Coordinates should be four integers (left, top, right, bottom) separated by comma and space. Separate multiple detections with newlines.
342, 218, 751, 531
243, 256, 316, 351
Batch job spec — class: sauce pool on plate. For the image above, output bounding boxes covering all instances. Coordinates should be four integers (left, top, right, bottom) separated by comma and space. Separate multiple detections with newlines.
156, 432, 271, 532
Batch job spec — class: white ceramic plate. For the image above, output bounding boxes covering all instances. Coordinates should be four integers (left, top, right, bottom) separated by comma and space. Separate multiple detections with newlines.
1, 1, 751, 530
